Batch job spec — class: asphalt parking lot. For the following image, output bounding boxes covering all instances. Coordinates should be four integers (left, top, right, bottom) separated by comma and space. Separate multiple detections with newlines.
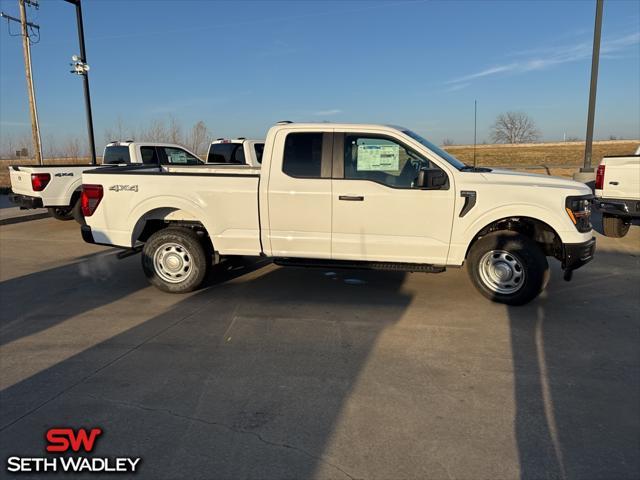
0, 214, 638, 479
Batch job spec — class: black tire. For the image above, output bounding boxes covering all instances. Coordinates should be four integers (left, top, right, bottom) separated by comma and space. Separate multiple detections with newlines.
142, 227, 210, 293
71, 196, 85, 225
467, 231, 549, 306
602, 214, 630, 238
47, 206, 74, 221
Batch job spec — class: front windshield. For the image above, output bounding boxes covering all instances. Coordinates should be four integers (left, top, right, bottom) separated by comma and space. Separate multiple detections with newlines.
402, 129, 466, 170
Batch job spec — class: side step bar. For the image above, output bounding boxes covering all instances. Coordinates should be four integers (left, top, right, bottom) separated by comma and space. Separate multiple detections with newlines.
274, 258, 446, 273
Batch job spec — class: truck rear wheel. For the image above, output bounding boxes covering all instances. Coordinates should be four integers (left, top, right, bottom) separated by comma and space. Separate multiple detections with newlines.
48, 206, 74, 221
71, 195, 85, 225
602, 214, 630, 238
467, 231, 549, 306
142, 227, 209, 293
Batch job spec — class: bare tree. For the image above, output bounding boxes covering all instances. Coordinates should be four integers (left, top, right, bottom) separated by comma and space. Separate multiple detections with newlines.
490, 111, 540, 144
141, 119, 169, 142
62, 136, 82, 159
169, 115, 183, 145
0, 132, 15, 159
187, 120, 209, 155
43, 133, 59, 159
442, 138, 455, 146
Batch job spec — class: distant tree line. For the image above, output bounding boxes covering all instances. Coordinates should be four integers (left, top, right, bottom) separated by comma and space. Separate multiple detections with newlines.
0, 116, 211, 160
103, 116, 210, 156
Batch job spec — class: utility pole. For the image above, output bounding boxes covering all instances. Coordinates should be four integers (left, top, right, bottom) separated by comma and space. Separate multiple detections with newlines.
473, 100, 478, 168
582, 0, 604, 172
64, 0, 96, 165
1, 0, 42, 164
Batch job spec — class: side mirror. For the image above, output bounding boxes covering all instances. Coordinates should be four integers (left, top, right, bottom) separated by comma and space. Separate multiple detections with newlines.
416, 168, 448, 190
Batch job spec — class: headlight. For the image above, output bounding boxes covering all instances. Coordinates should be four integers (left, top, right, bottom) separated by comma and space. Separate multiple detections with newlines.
565, 195, 593, 233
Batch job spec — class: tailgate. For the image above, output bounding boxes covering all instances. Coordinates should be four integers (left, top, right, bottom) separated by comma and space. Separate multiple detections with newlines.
8, 166, 36, 196
602, 159, 640, 200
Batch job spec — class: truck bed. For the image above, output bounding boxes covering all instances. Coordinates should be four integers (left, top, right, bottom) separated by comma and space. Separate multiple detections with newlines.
9, 164, 96, 206
82, 164, 263, 255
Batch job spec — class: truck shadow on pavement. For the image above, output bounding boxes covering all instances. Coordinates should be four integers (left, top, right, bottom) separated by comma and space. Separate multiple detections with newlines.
0, 250, 147, 347
0, 260, 412, 479
0, 243, 638, 479
508, 244, 640, 479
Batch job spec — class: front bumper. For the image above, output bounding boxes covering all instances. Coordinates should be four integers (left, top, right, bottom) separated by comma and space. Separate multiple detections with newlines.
562, 237, 596, 271
594, 197, 640, 218
9, 193, 43, 209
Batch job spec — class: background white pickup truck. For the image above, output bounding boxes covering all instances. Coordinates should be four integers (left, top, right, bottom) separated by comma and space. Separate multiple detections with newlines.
206, 138, 264, 166
81, 122, 595, 305
594, 145, 640, 237
8, 141, 202, 221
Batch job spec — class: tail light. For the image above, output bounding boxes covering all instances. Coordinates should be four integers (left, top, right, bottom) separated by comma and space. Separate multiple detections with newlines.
81, 184, 103, 217
595, 164, 605, 190
31, 173, 51, 191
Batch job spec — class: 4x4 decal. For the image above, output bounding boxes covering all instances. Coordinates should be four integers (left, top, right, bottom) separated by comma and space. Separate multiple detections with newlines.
109, 185, 138, 192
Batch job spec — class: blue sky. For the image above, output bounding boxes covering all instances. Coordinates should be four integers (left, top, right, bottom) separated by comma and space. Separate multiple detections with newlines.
0, 0, 639, 148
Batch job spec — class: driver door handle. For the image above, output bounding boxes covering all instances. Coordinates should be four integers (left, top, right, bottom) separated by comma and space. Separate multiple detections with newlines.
339, 195, 364, 201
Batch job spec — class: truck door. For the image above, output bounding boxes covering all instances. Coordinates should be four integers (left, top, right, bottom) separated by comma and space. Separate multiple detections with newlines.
267, 130, 333, 258
331, 132, 455, 264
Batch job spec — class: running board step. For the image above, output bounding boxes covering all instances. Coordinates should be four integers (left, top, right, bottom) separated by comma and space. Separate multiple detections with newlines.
274, 258, 446, 273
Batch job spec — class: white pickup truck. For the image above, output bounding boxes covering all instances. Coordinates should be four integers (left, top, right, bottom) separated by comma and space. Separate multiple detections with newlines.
8, 141, 202, 221
594, 145, 640, 237
206, 138, 264, 166
80, 122, 595, 305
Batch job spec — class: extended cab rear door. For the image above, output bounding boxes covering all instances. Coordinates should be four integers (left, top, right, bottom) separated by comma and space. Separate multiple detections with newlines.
266, 128, 333, 258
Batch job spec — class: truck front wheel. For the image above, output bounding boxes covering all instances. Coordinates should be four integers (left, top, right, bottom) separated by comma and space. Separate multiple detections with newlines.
467, 231, 549, 306
602, 214, 630, 238
142, 227, 209, 293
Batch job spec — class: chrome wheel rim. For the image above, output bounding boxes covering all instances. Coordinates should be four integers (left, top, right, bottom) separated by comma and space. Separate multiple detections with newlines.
478, 250, 525, 294
154, 242, 192, 284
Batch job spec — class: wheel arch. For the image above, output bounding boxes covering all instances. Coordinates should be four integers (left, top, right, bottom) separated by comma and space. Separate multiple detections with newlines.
464, 215, 563, 261
127, 198, 214, 249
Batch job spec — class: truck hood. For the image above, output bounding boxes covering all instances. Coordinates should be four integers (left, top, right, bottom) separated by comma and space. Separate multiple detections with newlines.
472, 168, 591, 195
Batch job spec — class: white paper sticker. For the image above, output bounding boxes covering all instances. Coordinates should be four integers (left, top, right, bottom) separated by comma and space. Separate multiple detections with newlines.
356, 144, 400, 171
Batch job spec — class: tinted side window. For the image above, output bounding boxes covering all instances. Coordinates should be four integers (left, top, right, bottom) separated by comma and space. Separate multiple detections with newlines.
161, 147, 202, 165
208, 143, 245, 164
140, 146, 159, 165
282, 133, 323, 178
254, 143, 264, 164
208, 143, 232, 163
343, 135, 440, 188
103, 146, 130, 164
232, 145, 245, 164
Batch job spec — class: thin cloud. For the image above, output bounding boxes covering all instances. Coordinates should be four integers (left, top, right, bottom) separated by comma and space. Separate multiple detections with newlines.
444, 82, 471, 92
446, 32, 640, 86
312, 109, 342, 116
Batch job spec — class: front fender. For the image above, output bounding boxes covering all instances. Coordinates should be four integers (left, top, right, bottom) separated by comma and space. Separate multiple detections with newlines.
447, 203, 585, 265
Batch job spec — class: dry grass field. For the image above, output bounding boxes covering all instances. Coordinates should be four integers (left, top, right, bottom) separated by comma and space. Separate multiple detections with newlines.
444, 140, 639, 177
0, 140, 638, 188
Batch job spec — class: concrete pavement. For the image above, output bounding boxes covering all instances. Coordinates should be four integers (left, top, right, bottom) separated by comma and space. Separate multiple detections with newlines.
0, 217, 638, 479
0, 194, 49, 226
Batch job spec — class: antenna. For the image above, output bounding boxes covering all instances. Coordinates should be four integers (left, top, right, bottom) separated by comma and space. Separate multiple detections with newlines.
473, 100, 478, 168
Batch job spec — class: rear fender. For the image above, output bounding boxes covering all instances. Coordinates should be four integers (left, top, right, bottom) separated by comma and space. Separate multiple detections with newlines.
128, 197, 211, 246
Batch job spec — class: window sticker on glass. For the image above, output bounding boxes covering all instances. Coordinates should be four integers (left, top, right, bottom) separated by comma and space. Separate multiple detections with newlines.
357, 144, 400, 171
169, 151, 187, 164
